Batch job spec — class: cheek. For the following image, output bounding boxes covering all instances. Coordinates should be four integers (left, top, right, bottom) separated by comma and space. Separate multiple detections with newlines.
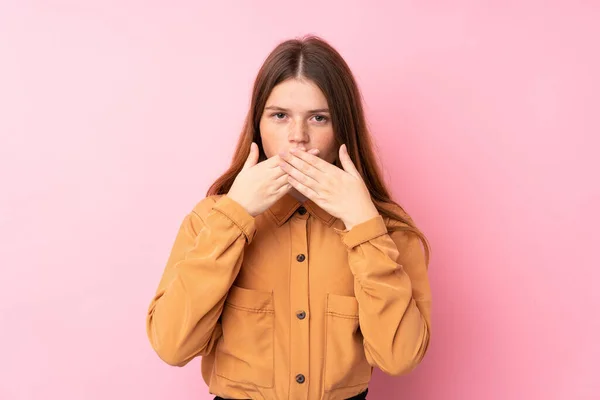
323, 148, 338, 164
315, 131, 338, 161
259, 120, 280, 158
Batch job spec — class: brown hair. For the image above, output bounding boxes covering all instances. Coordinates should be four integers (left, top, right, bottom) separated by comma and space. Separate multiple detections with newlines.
207, 35, 430, 263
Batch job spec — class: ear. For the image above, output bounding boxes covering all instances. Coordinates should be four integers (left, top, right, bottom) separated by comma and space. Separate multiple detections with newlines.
338, 144, 360, 178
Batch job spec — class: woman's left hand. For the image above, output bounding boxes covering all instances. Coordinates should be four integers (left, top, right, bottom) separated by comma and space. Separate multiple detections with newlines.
279, 144, 379, 230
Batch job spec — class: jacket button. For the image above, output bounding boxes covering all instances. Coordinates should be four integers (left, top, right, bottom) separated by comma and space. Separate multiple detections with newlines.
296, 254, 306, 262
295, 374, 305, 384
296, 311, 306, 320
298, 206, 307, 215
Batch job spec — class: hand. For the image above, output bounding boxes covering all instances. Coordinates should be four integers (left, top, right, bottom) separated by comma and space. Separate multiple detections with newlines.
279, 144, 379, 230
227, 143, 319, 217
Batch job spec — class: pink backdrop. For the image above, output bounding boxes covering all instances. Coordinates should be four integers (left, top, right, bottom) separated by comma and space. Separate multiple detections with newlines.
1, 1, 599, 399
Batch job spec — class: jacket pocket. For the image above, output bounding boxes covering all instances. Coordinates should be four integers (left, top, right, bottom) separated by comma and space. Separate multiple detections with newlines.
324, 293, 372, 391
215, 285, 275, 388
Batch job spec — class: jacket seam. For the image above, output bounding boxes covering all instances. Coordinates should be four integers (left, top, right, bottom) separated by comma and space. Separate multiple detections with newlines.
224, 303, 274, 313
214, 371, 267, 390
326, 311, 359, 319
324, 381, 370, 393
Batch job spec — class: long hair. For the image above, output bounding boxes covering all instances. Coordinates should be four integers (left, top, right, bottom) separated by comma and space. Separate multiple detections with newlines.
207, 35, 430, 263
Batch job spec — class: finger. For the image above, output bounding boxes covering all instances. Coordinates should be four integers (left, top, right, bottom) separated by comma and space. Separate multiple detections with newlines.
276, 182, 292, 195
271, 161, 289, 178
242, 142, 259, 170
266, 149, 318, 168
273, 171, 291, 187
273, 180, 292, 200
264, 154, 285, 168
338, 144, 360, 178
281, 149, 325, 182
287, 148, 334, 175
287, 174, 319, 200
279, 158, 320, 190
272, 173, 292, 195
274, 167, 288, 181
277, 148, 319, 167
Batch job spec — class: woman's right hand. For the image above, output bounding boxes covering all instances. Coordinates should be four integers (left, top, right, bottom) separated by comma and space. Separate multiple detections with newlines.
227, 142, 318, 217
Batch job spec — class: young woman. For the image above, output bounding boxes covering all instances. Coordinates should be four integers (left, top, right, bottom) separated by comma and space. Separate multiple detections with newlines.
146, 35, 432, 400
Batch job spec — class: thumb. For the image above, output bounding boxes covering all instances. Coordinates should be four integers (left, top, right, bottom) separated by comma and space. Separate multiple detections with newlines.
339, 144, 360, 178
242, 142, 259, 170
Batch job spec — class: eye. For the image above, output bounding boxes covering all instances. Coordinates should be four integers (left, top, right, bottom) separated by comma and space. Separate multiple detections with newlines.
313, 114, 329, 123
272, 112, 286, 120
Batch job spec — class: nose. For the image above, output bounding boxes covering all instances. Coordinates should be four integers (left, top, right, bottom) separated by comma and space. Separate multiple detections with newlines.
287, 119, 309, 147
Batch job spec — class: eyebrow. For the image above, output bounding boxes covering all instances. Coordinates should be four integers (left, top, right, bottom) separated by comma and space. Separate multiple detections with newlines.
265, 105, 330, 113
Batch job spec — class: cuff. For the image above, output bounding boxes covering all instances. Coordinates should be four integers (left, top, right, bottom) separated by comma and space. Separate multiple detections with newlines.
212, 195, 257, 243
334, 215, 388, 249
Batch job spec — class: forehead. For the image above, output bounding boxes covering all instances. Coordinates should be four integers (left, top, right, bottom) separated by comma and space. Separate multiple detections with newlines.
266, 78, 328, 109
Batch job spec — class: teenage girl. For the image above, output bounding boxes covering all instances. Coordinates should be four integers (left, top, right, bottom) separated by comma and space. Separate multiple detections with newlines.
146, 35, 432, 400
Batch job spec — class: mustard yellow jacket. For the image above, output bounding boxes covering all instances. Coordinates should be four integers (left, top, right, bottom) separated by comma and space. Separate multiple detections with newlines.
147, 194, 432, 400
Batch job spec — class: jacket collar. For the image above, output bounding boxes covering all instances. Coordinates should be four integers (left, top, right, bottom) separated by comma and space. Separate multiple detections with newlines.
267, 193, 336, 227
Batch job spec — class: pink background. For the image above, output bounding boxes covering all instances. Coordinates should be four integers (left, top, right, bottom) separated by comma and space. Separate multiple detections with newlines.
1, 1, 599, 399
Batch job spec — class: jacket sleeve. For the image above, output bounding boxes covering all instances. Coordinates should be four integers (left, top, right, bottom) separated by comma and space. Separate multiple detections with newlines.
335, 215, 432, 376
146, 195, 256, 367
